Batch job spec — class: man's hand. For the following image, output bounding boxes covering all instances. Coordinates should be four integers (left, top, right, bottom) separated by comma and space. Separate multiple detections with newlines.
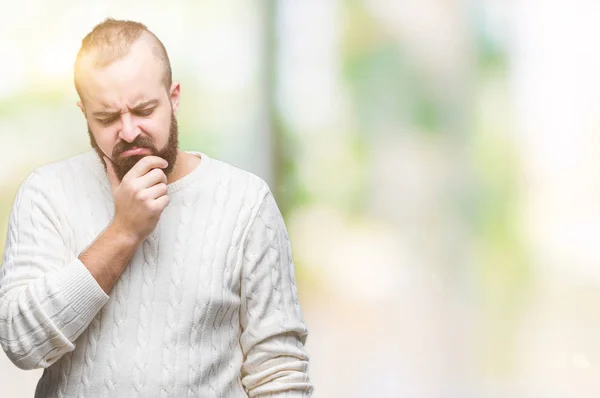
104, 155, 170, 243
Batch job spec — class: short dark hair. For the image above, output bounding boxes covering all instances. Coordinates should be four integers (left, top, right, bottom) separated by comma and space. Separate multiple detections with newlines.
74, 18, 172, 99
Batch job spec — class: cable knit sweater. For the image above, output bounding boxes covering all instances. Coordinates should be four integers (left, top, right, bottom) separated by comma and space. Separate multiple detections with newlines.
0, 150, 313, 397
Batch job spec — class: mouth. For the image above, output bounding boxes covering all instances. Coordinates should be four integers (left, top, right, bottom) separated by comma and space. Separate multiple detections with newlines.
121, 147, 151, 157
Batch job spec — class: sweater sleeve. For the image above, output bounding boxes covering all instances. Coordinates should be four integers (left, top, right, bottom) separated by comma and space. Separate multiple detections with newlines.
0, 170, 109, 370
239, 185, 313, 397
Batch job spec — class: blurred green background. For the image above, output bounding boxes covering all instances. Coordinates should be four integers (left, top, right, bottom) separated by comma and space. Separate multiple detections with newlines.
3, 0, 600, 397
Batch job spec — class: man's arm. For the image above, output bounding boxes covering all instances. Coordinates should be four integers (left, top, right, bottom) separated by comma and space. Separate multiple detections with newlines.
82, 154, 168, 294
0, 170, 110, 370
239, 184, 313, 397
79, 221, 140, 294
0, 156, 169, 370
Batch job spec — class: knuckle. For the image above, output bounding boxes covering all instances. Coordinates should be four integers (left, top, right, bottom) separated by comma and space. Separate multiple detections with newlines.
141, 157, 155, 172
134, 190, 146, 201
151, 168, 163, 179
158, 196, 169, 209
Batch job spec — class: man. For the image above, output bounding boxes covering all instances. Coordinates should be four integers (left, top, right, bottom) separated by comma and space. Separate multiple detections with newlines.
0, 18, 313, 397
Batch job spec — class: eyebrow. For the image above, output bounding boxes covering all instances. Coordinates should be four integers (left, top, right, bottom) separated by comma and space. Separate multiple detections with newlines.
92, 99, 159, 118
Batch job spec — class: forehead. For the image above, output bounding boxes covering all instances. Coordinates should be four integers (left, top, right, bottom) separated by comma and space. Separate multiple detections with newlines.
79, 38, 166, 110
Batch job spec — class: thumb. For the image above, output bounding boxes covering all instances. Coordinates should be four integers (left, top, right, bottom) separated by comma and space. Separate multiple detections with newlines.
103, 156, 120, 190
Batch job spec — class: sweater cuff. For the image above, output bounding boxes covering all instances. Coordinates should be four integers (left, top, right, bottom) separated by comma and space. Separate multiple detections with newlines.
54, 258, 110, 321
256, 389, 313, 398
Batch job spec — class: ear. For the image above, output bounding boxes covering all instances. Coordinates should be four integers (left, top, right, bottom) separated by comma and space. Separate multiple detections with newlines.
77, 101, 86, 117
169, 82, 181, 114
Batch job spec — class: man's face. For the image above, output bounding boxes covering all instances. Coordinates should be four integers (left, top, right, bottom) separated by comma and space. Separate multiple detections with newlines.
87, 112, 178, 181
77, 35, 180, 181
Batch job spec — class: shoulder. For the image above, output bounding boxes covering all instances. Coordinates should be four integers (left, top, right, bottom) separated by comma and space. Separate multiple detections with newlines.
204, 154, 272, 206
15, 150, 99, 204
29, 151, 98, 186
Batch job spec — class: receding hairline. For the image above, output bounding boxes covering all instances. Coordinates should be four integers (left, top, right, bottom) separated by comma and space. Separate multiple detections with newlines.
74, 19, 173, 99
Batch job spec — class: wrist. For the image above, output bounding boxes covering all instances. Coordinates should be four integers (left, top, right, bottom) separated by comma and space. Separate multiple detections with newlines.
108, 219, 143, 247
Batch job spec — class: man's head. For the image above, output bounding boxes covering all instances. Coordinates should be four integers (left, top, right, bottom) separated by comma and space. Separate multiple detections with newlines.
75, 18, 180, 180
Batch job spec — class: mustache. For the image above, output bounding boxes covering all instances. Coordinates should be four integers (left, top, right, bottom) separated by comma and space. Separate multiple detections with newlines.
112, 136, 156, 157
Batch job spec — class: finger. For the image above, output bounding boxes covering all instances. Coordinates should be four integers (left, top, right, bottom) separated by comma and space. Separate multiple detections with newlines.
126, 156, 168, 179
103, 157, 121, 190
150, 194, 170, 211
137, 168, 168, 189
142, 183, 168, 200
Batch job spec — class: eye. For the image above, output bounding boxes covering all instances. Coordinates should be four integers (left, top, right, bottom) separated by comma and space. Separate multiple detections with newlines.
98, 117, 117, 126
136, 108, 154, 117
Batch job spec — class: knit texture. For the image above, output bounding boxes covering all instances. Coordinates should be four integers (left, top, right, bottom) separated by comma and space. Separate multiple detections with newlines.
0, 150, 313, 397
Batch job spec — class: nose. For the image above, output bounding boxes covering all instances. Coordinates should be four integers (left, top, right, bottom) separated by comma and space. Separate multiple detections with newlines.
118, 113, 139, 143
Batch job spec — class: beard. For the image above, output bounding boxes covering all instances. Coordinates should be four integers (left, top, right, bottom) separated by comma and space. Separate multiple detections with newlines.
89, 112, 179, 181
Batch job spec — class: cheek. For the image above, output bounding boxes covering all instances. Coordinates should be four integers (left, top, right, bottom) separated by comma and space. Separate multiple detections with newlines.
139, 118, 169, 143
91, 128, 118, 154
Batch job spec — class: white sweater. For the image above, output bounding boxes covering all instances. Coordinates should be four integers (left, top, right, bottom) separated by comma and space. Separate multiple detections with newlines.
0, 150, 313, 397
